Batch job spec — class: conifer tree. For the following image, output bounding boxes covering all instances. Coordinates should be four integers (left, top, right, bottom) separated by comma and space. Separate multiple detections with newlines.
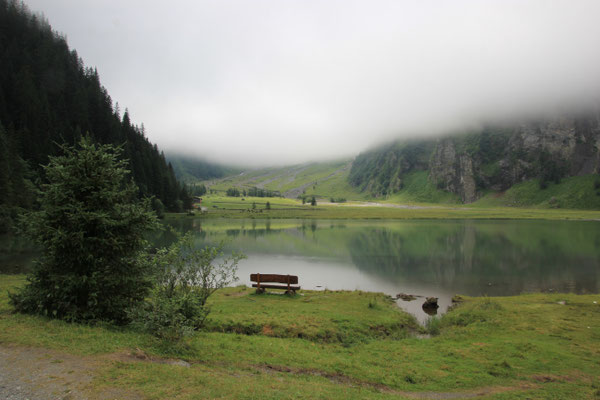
10, 137, 159, 323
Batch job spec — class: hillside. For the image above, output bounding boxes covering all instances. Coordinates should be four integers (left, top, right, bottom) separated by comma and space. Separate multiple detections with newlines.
201, 159, 369, 201
0, 0, 190, 230
349, 116, 600, 209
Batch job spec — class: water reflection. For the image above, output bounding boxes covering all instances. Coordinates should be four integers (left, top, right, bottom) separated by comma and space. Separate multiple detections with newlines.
4, 218, 599, 323
156, 218, 600, 322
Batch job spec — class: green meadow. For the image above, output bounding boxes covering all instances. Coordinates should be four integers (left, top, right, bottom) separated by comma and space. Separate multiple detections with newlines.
1, 275, 599, 399
182, 194, 600, 221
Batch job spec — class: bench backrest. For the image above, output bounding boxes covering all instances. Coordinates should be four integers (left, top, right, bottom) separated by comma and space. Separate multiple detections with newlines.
250, 273, 298, 284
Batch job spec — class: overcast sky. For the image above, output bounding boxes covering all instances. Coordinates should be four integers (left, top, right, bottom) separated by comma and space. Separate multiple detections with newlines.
25, 0, 600, 166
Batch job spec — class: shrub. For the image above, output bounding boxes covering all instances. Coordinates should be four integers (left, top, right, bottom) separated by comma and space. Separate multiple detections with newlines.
130, 233, 245, 341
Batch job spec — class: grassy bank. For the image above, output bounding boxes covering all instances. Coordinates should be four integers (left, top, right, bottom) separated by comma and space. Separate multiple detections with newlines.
177, 194, 600, 221
1, 274, 599, 399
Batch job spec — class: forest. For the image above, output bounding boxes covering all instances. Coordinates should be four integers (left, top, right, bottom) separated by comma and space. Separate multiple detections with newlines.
0, 0, 191, 232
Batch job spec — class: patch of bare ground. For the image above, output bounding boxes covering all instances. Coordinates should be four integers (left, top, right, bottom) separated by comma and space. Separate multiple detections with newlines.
0, 344, 142, 400
256, 363, 537, 399
113, 348, 190, 368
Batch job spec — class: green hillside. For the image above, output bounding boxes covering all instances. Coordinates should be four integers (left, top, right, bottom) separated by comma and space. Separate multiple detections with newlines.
474, 174, 600, 209
193, 159, 600, 210
198, 159, 369, 201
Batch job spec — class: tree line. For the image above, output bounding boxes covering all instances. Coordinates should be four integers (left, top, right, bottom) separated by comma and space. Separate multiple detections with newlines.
226, 187, 281, 198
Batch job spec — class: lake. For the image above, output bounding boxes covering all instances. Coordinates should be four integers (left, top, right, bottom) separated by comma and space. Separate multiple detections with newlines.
158, 218, 600, 323
3, 218, 599, 323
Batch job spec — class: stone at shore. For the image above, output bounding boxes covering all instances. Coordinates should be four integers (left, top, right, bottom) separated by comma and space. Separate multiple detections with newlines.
396, 293, 417, 301
423, 297, 439, 309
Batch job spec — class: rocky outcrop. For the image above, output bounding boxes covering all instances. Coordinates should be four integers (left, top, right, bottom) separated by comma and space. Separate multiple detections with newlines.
350, 112, 600, 203
429, 113, 600, 202
429, 139, 478, 202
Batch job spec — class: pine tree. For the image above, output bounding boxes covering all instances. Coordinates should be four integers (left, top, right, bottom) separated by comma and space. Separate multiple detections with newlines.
10, 137, 159, 323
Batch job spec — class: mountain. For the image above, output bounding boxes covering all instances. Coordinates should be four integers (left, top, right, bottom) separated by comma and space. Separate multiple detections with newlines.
0, 0, 191, 229
350, 114, 600, 208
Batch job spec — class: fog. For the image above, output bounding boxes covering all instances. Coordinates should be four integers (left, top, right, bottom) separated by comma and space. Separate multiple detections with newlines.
26, 0, 600, 166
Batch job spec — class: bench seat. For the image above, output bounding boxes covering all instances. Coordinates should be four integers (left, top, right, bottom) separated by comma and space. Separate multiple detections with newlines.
250, 273, 300, 294
252, 283, 301, 291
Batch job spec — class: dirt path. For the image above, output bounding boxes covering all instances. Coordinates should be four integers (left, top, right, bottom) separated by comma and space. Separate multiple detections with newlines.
0, 344, 538, 400
0, 345, 141, 400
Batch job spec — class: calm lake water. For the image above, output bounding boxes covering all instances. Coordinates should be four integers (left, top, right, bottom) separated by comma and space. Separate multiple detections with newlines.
3, 218, 599, 323
158, 218, 600, 323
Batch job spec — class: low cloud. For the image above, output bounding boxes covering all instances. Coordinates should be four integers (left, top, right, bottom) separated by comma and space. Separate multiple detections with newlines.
27, 0, 600, 166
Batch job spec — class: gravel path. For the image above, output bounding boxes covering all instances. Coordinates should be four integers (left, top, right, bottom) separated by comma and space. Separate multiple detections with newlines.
0, 345, 141, 400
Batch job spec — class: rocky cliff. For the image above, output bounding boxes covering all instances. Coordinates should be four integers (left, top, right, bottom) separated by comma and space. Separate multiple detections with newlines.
350, 112, 600, 203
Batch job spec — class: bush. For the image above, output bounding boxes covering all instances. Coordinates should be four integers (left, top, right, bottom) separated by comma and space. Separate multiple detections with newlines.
10, 138, 159, 323
130, 233, 245, 341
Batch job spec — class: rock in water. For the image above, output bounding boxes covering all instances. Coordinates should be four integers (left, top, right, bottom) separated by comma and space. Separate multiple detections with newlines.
396, 293, 417, 301
422, 297, 439, 315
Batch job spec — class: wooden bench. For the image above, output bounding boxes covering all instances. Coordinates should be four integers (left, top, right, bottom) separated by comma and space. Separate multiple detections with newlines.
251, 273, 300, 295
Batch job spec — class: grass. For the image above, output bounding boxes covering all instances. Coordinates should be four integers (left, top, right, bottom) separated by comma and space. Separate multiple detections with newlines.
200, 160, 600, 213
474, 174, 600, 210
181, 194, 600, 221
203, 160, 350, 191
1, 274, 599, 399
385, 171, 460, 204
206, 287, 416, 344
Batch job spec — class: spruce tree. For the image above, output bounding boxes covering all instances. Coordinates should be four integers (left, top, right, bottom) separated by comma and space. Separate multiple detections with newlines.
10, 137, 159, 323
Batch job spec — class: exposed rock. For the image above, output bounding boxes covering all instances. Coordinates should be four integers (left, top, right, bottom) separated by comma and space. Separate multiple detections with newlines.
429, 114, 600, 203
422, 297, 439, 310
396, 293, 417, 301
422, 297, 439, 316
352, 112, 600, 204
429, 139, 478, 202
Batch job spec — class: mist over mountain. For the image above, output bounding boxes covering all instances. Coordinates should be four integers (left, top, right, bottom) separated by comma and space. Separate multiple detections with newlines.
23, 0, 600, 166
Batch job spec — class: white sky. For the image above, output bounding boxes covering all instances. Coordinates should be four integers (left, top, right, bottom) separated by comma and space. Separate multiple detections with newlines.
25, 0, 600, 166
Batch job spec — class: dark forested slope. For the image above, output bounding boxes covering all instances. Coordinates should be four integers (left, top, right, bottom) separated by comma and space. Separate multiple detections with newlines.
0, 0, 190, 230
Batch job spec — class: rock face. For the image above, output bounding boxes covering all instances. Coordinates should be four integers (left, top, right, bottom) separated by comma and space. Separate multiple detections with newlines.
429, 140, 478, 202
350, 112, 600, 203
428, 114, 600, 202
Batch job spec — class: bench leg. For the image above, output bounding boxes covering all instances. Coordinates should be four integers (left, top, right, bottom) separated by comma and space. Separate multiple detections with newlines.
285, 289, 296, 296
256, 287, 265, 294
